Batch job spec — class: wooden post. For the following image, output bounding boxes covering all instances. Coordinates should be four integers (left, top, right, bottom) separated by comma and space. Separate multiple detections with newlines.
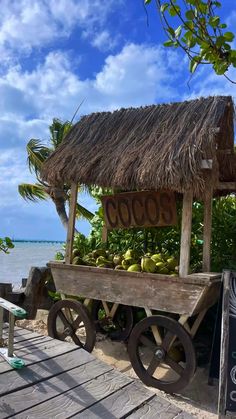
218, 270, 231, 418
179, 191, 193, 277
203, 189, 213, 272
102, 225, 108, 243
65, 182, 78, 265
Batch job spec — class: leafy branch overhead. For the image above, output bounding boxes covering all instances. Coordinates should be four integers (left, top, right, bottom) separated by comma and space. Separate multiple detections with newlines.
145, 0, 236, 81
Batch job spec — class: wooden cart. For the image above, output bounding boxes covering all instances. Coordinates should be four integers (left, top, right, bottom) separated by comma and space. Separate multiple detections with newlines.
42, 96, 235, 393
47, 262, 221, 393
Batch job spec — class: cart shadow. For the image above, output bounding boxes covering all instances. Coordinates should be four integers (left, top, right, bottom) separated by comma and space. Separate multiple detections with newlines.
0, 337, 117, 418
94, 337, 219, 416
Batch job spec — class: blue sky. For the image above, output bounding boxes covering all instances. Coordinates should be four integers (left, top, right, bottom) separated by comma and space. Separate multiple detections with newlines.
0, 0, 235, 241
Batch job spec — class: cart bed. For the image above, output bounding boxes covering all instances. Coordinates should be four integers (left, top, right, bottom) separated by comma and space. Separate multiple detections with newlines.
48, 262, 221, 316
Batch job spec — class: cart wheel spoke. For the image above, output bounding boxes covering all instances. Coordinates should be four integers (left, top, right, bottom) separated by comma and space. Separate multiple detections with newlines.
165, 355, 184, 376
47, 299, 96, 352
162, 331, 176, 352
58, 310, 72, 328
139, 335, 156, 351
147, 355, 161, 375
71, 333, 82, 346
72, 316, 82, 330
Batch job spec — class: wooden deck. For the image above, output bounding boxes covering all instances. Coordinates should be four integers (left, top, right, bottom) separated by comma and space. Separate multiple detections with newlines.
0, 325, 193, 418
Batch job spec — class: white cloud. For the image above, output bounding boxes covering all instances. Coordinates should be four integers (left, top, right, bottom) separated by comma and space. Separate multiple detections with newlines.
183, 66, 236, 101
0, 0, 122, 61
90, 30, 119, 52
0, 44, 183, 122
0, 42, 184, 217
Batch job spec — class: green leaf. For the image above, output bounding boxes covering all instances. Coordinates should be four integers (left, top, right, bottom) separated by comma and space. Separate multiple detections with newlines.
163, 39, 175, 47
167, 27, 175, 37
209, 16, 220, 28
213, 61, 229, 75
26, 139, 51, 175
76, 203, 95, 221
160, 2, 169, 12
189, 58, 199, 73
215, 35, 225, 47
185, 10, 195, 20
18, 183, 48, 202
224, 32, 235, 42
169, 5, 180, 16
144, 0, 152, 4
175, 25, 182, 38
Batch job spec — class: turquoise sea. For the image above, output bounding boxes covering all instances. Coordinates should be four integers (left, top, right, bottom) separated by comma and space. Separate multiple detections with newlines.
0, 241, 64, 287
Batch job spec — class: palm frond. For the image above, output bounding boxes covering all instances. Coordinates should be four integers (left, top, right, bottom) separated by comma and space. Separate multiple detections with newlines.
76, 203, 94, 221
49, 119, 72, 148
18, 183, 48, 202
27, 139, 51, 175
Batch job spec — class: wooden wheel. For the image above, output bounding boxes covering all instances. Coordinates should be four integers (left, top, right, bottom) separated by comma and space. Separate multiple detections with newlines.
91, 300, 133, 341
47, 299, 96, 352
128, 315, 196, 393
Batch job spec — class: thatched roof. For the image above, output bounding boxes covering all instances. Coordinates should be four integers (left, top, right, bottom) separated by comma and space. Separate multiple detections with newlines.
42, 96, 235, 197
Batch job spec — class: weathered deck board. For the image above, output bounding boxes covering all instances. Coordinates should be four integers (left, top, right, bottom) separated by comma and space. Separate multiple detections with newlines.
13, 369, 132, 418
126, 395, 192, 419
0, 339, 79, 373
0, 349, 94, 397
74, 381, 155, 418
0, 361, 113, 418
0, 325, 193, 419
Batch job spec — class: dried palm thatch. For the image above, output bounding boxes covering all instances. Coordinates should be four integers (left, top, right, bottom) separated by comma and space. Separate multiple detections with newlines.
42, 96, 234, 197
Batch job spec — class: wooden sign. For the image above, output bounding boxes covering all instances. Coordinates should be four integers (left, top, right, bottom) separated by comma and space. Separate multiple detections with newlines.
101, 190, 177, 229
212, 271, 236, 418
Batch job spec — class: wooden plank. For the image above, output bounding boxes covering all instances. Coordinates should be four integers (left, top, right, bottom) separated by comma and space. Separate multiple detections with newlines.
192, 281, 221, 315
13, 334, 52, 346
65, 182, 78, 264
0, 336, 55, 365
101, 190, 177, 229
0, 340, 79, 374
3, 328, 45, 342
119, 393, 184, 419
49, 263, 204, 315
50, 261, 221, 285
0, 336, 53, 365
218, 182, 236, 191
179, 191, 193, 277
203, 189, 213, 272
5, 367, 127, 418
0, 351, 95, 397
218, 270, 231, 418
75, 381, 155, 419
101, 225, 108, 243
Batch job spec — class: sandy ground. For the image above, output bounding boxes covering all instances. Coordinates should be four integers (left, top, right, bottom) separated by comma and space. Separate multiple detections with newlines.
16, 311, 219, 419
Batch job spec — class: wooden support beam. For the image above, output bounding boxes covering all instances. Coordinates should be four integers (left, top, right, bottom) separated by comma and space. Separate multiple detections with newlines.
203, 189, 213, 272
218, 182, 236, 191
179, 191, 193, 277
65, 183, 78, 265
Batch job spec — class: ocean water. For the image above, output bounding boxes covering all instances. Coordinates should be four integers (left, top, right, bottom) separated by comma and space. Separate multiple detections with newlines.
0, 241, 64, 287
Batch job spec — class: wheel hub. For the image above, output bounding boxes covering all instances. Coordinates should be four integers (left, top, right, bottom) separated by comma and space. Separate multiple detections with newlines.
155, 347, 165, 360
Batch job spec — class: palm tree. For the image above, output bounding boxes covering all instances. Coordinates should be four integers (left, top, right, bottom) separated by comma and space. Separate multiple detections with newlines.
18, 118, 94, 230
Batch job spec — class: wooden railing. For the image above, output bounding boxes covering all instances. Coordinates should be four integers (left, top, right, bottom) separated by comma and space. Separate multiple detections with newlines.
0, 298, 27, 369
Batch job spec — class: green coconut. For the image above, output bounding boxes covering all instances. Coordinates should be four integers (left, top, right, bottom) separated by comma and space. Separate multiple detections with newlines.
151, 253, 163, 263
141, 256, 156, 273
127, 264, 141, 272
